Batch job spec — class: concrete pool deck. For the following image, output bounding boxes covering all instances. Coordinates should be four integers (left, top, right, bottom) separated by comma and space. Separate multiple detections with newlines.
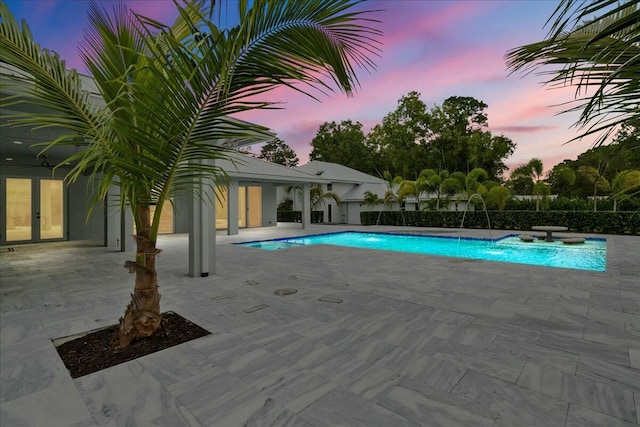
1, 224, 639, 426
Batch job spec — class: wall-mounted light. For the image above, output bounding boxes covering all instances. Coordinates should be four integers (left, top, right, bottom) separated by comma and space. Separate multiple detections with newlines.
13, 141, 23, 145
6, 157, 14, 161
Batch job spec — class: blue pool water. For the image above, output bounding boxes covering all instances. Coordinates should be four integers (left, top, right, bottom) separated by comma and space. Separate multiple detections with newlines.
238, 231, 607, 271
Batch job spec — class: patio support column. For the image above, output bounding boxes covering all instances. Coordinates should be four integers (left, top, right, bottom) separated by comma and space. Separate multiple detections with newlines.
105, 183, 134, 252
188, 159, 216, 277
302, 183, 311, 229
227, 180, 239, 236
105, 186, 120, 249
120, 208, 134, 252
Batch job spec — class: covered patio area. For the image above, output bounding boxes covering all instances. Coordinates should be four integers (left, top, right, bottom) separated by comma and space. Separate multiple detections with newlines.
1, 224, 639, 426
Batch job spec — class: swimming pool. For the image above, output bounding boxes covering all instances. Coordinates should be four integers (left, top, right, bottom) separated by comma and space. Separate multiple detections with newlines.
238, 231, 607, 271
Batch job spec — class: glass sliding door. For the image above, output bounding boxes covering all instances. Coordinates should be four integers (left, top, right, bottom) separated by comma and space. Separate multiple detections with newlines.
39, 179, 64, 239
212, 184, 262, 231
5, 178, 32, 242
247, 186, 262, 227
238, 186, 247, 227
133, 202, 175, 235
215, 186, 228, 229
2, 177, 66, 243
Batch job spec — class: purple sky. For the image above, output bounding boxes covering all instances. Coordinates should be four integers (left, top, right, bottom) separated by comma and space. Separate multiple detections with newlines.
5, 0, 597, 174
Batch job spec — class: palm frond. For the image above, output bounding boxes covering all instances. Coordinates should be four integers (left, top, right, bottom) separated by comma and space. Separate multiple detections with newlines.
1, 0, 381, 242
506, 0, 640, 146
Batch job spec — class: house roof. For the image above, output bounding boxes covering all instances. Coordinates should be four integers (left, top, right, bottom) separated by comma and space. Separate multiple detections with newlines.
294, 161, 388, 201
296, 161, 384, 184
0, 64, 274, 168
219, 152, 329, 185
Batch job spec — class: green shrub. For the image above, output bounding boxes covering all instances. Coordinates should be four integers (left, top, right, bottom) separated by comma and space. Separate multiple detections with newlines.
360, 210, 639, 235
277, 197, 293, 211
277, 210, 324, 223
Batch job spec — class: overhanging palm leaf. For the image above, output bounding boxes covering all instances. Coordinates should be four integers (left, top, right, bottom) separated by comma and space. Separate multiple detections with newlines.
506, 0, 640, 146
0, 0, 380, 347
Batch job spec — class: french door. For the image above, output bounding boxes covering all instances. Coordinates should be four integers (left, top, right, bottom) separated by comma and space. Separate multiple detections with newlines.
2, 177, 66, 244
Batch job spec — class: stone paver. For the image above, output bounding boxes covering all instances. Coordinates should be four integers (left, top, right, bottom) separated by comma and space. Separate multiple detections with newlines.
1, 225, 639, 426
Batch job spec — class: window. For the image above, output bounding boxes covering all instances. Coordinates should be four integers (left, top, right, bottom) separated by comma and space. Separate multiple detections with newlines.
327, 183, 332, 191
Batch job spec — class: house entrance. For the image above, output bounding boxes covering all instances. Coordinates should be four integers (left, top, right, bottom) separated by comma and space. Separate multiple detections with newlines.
2, 177, 65, 243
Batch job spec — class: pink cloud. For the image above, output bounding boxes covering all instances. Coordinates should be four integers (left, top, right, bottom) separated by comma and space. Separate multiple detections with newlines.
371, 0, 489, 52
125, 0, 178, 22
491, 125, 557, 134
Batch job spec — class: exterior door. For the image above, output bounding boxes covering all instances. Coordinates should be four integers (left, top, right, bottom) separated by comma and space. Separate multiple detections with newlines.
2, 177, 66, 244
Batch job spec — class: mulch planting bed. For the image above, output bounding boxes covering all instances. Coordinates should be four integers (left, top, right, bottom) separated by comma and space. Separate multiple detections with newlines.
55, 311, 211, 378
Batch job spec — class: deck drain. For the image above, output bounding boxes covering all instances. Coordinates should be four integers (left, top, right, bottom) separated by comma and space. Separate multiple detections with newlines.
273, 288, 297, 296
327, 283, 348, 289
318, 296, 343, 303
244, 304, 269, 313
246, 280, 259, 286
212, 293, 237, 300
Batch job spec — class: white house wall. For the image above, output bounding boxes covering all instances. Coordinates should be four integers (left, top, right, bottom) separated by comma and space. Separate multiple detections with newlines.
261, 184, 277, 227
68, 175, 104, 242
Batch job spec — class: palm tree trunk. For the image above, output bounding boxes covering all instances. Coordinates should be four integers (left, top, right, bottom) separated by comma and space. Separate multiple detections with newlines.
115, 205, 162, 349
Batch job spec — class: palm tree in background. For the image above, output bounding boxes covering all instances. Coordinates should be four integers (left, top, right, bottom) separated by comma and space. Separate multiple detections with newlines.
361, 190, 382, 208
611, 170, 640, 211
506, 1, 640, 145
0, 0, 380, 347
510, 158, 547, 211
578, 165, 611, 211
286, 171, 342, 211
309, 186, 342, 210
412, 169, 441, 211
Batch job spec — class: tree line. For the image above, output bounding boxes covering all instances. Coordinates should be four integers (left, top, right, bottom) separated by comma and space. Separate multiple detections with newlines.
308, 91, 516, 182
259, 91, 639, 212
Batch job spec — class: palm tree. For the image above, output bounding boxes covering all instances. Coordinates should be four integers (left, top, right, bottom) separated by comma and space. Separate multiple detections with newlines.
610, 169, 640, 211
509, 158, 546, 210
506, 1, 640, 145
439, 174, 464, 211
382, 171, 409, 207
377, 170, 407, 225
485, 186, 511, 210
286, 171, 341, 211
578, 165, 611, 212
361, 190, 382, 209
528, 159, 546, 211
413, 168, 440, 211
464, 167, 489, 196
0, 0, 380, 347
433, 170, 450, 210
310, 186, 342, 210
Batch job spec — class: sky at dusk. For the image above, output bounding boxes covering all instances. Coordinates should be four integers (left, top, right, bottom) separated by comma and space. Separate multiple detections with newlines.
4, 0, 599, 175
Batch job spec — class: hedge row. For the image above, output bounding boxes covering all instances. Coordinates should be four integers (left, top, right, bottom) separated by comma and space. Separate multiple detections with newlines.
360, 210, 640, 235
506, 197, 640, 211
277, 210, 324, 223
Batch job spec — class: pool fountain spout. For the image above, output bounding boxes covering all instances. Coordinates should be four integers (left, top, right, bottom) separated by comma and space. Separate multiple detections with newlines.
459, 193, 493, 243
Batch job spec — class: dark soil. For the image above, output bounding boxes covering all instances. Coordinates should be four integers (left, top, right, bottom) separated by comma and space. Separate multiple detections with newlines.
55, 312, 211, 378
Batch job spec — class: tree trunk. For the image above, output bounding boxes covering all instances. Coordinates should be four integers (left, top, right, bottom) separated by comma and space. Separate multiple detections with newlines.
115, 205, 162, 349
